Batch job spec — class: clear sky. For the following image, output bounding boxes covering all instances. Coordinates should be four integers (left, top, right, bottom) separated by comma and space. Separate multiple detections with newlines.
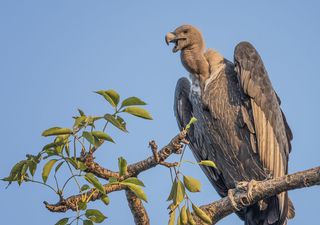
0, 1, 319, 225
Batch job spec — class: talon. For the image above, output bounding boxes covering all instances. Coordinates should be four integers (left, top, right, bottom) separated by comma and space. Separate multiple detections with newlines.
247, 179, 258, 202
228, 189, 240, 211
236, 181, 248, 190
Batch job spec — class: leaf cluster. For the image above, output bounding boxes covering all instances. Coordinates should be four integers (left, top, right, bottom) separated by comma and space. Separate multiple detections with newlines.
2, 89, 152, 225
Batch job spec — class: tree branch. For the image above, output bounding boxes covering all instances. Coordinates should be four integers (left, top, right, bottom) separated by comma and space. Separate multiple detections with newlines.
44, 130, 187, 212
80, 130, 186, 180
44, 183, 126, 212
126, 189, 150, 225
192, 166, 320, 224
44, 129, 319, 225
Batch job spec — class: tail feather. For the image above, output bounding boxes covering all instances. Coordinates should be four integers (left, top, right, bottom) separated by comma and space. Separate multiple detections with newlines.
244, 195, 290, 225
287, 198, 295, 219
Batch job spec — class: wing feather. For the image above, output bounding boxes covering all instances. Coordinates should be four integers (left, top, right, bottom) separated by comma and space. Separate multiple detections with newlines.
173, 77, 229, 197
234, 42, 293, 223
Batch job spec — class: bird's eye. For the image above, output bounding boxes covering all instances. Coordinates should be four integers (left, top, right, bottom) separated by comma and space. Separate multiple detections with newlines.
183, 30, 188, 34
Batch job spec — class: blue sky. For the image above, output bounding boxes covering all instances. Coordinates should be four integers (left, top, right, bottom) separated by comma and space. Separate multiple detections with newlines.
0, 1, 319, 225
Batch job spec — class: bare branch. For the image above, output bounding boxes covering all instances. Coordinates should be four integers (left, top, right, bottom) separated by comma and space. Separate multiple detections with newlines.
126, 189, 150, 225
192, 166, 320, 224
80, 130, 187, 180
126, 130, 186, 177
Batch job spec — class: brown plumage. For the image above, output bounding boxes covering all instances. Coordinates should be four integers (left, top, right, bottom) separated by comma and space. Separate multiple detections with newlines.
167, 25, 295, 225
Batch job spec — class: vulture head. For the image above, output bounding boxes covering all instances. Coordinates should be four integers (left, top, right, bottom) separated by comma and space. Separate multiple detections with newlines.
165, 25, 205, 53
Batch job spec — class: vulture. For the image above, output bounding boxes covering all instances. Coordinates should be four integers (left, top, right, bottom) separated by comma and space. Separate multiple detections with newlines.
165, 25, 295, 225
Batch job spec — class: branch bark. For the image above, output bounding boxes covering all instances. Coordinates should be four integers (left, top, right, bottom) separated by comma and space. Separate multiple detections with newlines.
43, 130, 319, 225
44, 183, 126, 212
126, 189, 150, 225
44, 130, 187, 214
192, 166, 320, 224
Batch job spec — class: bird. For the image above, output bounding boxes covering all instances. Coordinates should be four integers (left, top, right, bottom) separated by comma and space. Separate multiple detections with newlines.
165, 25, 295, 225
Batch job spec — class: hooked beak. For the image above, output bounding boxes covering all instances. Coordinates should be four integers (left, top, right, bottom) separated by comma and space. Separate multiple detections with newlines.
165, 32, 176, 45
165, 32, 185, 53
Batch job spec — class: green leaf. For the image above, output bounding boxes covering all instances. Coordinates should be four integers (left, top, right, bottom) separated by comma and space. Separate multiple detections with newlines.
168, 209, 175, 225
66, 158, 78, 169
42, 127, 73, 137
118, 157, 127, 176
82, 131, 95, 146
105, 90, 120, 106
66, 158, 86, 171
54, 161, 64, 173
187, 207, 196, 225
199, 160, 217, 168
78, 161, 88, 171
183, 176, 201, 192
185, 117, 197, 130
78, 201, 87, 210
64, 142, 70, 156
116, 115, 127, 131
55, 134, 70, 143
83, 220, 94, 225
91, 131, 114, 143
120, 96, 146, 108
104, 114, 127, 132
180, 205, 188, 225
177, 214, 181, 225
73, 116, 87, 130
101, 195, 110, 206
167, 180, 177, 201
85, 209, 107, 223
27, 160, 37, 177
95, 90, 119, 108
80, 184, 90, 192
122, 107, 153, 120
86, 116, 103, 128
78, 109, 85, 116
85, 173, 106, 195
192, 204, 212, 224
55, 217, 69, 225
109, 177, 118, 183
125, 183, 148, 202
122, 177, 145, 187
2, 160, 27, 183
42, 142, 65, 151
42, 159, 58, 183
174, 180, 185, 205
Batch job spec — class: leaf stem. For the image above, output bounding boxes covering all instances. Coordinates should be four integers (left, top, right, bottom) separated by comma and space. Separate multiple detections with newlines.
63, 158, 82, 191
25, 178, 57, 194
61, 174, 83, 192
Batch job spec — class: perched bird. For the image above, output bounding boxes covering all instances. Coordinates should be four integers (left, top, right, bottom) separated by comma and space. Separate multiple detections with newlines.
166, 25, 295, 225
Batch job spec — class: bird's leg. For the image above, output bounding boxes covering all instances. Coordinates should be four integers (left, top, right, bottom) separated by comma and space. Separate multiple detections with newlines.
236, 181, 249, 190
235, 181, 251, 207
247, 179, 258, 202
228, 189, 240, 211
235, 180, 258, 207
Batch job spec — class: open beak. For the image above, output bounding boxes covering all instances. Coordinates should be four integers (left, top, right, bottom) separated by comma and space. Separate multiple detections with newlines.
165, 32, 185, 53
